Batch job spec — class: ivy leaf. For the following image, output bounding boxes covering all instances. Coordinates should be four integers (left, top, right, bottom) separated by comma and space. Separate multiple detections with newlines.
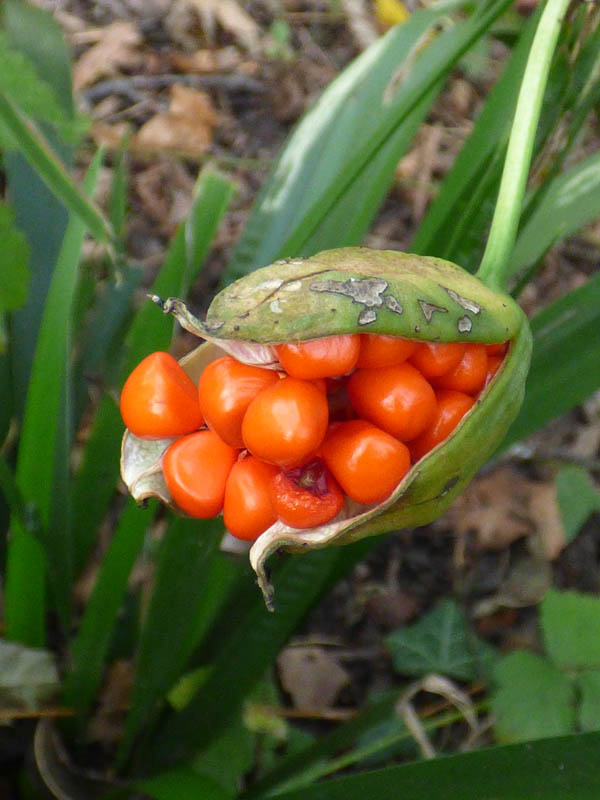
541, 590, 600, 670
492, 651, 575, 743
385, 599, 496, 681
0, 204, 29, 312
556, 466, 600, 543
576, 671, 600, 732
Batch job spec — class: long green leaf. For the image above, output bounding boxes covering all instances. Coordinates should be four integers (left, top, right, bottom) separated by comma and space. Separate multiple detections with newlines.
510, 151, 600, 280
410, 5, 540, 260
136, 768, 233, 800
63, 499, 153, 718
226, 0, 511, 280
270, 731, 600, 800
3, 0, 73, 412
117, 518, 224, 766
0, 95, 112, 245
2, 0, 74, 117
4, 152, 103, 645
502, 273, 600, 448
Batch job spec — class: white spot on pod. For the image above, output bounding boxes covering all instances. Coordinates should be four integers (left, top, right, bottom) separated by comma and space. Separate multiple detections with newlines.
359, 308, 377, 325
418, 299, 448, 323
443, 287, 483, 315
257, 279, 284, 292
457, 315, 473, 334
282, 281, 303, 292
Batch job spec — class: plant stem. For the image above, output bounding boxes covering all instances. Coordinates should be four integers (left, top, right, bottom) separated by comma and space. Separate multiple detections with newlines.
476, 0, 571, 291
265, 700, 490, 796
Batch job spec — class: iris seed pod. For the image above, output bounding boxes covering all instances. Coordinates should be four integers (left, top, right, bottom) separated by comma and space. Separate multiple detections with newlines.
121, 247, 532, 608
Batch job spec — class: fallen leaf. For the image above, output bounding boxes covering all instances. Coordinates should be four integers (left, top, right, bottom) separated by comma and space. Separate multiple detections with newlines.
132, 84, 217, 157
444, 467, 533, 551
169, 46, 241, 74
134, 160, 196, 232
528, 482, 567, 561
91, 121, 130, 150
187, 0, 263, 55
447, 466, 573, 562
73, 22, 142, 92
342, 0, 379, 50
87, 660, 133, 745
277, 646, 350, 709
474, 555, 553, 616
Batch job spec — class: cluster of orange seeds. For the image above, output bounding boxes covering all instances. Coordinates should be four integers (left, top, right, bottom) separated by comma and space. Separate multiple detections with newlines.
120, 334, 507, 541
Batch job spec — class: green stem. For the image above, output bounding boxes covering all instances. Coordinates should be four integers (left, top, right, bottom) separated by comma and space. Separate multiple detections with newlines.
476, 0, 571, 291
265, 700, 490, 796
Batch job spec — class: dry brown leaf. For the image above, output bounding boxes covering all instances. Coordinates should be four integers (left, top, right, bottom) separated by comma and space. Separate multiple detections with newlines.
134, 160, 196, 233
91, 121, 130, 150
446, 466, 570, 562
474, 554, 553, 616
343, 0, 379, 50
87, 660, 133, 745
169, 46, 242, 74
188, 0, 263, 54
528, 482, 566, 561
73, 22, 142, 92
445, 467, 533, 551
132, 84, 217, 158
277, 646, 350, 709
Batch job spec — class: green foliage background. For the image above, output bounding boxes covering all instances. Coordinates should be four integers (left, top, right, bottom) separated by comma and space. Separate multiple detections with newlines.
0, 0, 599, 798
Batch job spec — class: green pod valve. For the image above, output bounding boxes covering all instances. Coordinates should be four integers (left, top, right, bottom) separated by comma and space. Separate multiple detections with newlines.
204, 248, 523, 344
121, 247, 532, 608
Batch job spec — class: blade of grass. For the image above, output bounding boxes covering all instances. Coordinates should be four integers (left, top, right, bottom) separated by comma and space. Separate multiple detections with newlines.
273, 0, 512, 261
117, 517, 224, 767
4, 151, 103, 644
476, 0, 572, 290
0, 452, 27, 533
226, 0, 511, 280
298, 87, 438, 259
70, 397, 129, 574
136, 767, 233, 800
509, 151, 600, 286
516, 11, 600, 236
72, 268, 142, 431
501, 273, 600, 449
62, 499, 154, 719
270, 730, 600, 800
0, 94, 113, 248
410, 4, 540, 259
2, 0, 74, 117
3, 0, 74, 412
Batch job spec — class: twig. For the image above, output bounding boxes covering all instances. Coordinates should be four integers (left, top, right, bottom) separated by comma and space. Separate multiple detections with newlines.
82, 73, 265, 105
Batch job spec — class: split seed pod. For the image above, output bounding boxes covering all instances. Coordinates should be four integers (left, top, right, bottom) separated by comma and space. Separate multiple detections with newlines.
121, 247, 532, 608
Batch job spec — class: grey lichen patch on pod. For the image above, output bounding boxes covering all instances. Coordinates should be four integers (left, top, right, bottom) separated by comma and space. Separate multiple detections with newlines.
204, 248, 523, 344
